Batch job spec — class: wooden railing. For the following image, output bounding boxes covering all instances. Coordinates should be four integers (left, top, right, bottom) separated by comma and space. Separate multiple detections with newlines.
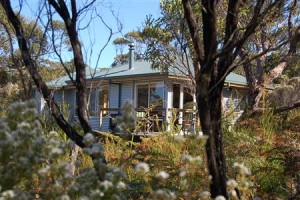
97, 107, 199, 134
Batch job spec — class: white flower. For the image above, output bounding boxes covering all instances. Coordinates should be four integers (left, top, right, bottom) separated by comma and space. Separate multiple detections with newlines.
49, 130, 58, 137
181, 154, 193, 163
83, 133, 94, 146
169, 191, 176, 199
156, 171, 170, 180
155, 189, 168, 199
38, 165, 50, 176
117, 181, 126, 190
181, 154, 202, 164
179, 169, 187, 177
174, 135, 186, 143
199, 191, 211, 199
100, 180, 113, 191
193, 156, 202, 163
51, 147, 63, 155
17, 122, 30, 129
91, 189, 104, 197
79, 196, 89, 200
60, 194, 70, 200
229, 189, 238, 198
135, 162, 150, 174
226, 179, 238, 189
233, 162, 251, 176
215, 195, 226, 200
1, 190, 15, 198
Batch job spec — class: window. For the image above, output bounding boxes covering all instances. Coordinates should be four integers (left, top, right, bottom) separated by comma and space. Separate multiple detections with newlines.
137, 84, 148, 108
136, 83, 164, 109
183, 87, 194, 108
88, 89, 97, 115
173, 84, 180, 108
149, 83, 164, 108
75, 90, 98, 116
99, 89, 109, 115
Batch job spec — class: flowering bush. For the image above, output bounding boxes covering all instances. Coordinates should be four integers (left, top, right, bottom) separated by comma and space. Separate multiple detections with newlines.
0, 101, 126, 199
2, 100, 296, 199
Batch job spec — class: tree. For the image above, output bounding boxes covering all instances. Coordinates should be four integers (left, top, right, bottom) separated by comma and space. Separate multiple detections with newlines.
238, 1, 300, 112
112, 31, 144, 66
143, 0, 292, 197
182, 0, 299, 198
0, 0, 118, 181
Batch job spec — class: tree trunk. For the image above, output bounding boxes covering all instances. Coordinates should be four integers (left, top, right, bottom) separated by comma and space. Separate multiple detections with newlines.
243, 25, 300, 113
197, 79, 228, 198
1, 0, 107, 181
245, 60, 288, 113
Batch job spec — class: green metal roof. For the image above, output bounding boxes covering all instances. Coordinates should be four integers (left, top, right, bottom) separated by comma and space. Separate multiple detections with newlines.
225, 72, 247, 85
46, 75, 71, 87
92, 60, 165, 80
47, 60, 248, 87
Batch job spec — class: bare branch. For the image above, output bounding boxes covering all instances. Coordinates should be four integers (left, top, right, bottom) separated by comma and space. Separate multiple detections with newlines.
0, 0, 85, 147
182, 0, 203, 65
46, 3, 75, 85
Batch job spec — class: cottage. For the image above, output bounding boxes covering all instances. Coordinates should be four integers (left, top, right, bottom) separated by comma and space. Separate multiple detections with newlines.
35, 43, 248, 133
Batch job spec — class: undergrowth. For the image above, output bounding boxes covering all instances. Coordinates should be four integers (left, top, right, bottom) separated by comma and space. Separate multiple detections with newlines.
0, 100, 299, 199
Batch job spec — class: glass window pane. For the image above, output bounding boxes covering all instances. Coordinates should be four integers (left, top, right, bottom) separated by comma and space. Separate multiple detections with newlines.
150, 83, 163, 108
88, 89, 97, 115
137, 85, 149, 108
183, 87, 194, 109
173, 84, 180, 108
99, 89, 109, 115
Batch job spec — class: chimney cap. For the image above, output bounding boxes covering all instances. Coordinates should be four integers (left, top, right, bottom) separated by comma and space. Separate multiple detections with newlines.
129, 42, 135, 48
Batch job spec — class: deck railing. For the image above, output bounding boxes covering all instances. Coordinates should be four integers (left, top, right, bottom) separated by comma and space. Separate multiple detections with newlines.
97, 107, 199, 134
90, 107, 242, 133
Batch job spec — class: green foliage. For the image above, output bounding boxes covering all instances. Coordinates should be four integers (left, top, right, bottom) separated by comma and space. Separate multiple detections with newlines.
0, 100, 69, 197
112, 31, 145, 66
106, 134, 211, 199
1, 100, 299, 199
0, 101, 128, 199
226, 109, 300, 199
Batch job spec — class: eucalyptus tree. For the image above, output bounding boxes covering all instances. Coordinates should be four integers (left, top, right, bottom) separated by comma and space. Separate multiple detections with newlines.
0, 6, 50, 100
143, 0, 295, 197
112, 31, 144, 66
239, 1, 300, 113
183, 0, 300, 197
0, 0, 119, 181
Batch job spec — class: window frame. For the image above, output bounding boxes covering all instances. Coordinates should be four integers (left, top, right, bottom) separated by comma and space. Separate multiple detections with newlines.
135, 82, 164, 110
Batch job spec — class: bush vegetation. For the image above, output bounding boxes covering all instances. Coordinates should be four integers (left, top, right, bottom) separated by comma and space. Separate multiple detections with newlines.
0, 100, 299, 199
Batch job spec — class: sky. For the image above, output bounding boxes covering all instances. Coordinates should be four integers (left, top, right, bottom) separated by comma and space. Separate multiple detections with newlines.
93, 0, 161, 68
19, 0, 161, 69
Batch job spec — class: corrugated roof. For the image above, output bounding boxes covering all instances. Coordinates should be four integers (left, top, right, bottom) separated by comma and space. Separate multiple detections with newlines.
47, 74, 71, 87
47, 60, 248, 87
92, 60, 164, 79
225, 72, 247, 85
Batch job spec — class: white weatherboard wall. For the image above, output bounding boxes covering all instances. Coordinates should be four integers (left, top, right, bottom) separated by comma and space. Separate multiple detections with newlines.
89, 116, 100, 130
121, 83, 133, 108
109, 84, 119, 114
64, 89, 76, 118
